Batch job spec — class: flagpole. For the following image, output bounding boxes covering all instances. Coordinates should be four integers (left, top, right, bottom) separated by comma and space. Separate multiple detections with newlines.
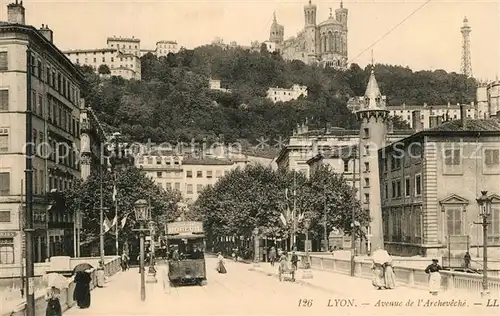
115, 197, 119, 256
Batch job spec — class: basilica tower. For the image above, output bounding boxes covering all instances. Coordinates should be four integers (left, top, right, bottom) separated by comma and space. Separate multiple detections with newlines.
303, 0, 317, 62
335, 0, 348, 59
269, 11, 284, 44
355, 69, 389, 252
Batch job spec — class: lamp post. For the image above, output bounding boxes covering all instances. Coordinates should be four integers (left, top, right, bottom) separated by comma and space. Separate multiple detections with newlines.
342, 150, 358, 277
303, 218, 311, 269
476, 190, 492, 297
146, 221, 157, 283
252, 228, 259, 268
133, 199, 150, 301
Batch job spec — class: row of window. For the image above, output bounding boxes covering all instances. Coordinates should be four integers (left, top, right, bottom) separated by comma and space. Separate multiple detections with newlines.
185, 170, 229, 179
157, 181, 205, 195
384, 174, 422, 199
445, 207, 500, 243
382, 206, 423, 244
24, 52, 81, 107
0, 172, 74, 196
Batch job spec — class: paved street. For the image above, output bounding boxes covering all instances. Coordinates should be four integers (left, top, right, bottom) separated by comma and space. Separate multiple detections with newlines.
63, 257, 499, 316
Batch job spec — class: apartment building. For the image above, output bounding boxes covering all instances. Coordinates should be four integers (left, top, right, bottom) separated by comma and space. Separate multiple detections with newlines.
64, 48, 141, 80
136, 151, 248, 203
379, 113, 500, 258
0, 1, 85, 263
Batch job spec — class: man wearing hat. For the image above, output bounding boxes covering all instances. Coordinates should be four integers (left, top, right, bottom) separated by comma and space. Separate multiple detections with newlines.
424, 259, 442, 295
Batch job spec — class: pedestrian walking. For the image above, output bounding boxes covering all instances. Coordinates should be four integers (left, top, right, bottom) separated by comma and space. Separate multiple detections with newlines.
73, 271, 92, 309
425, 259, 442, 295
45, 286, 62, 316
291, 251, 298, 270
268, 247, 277, 267
383, 261, 396, 289
216, 252, 227, 274
96, 260, 105, 288
121, 253, 129, 271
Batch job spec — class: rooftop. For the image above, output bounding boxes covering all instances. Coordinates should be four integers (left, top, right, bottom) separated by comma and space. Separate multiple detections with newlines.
63, 48, 117, 54
157, 40, 177, 44
428, 119, 500, 132
182, 157, 234, 165
107, 36, 140, 43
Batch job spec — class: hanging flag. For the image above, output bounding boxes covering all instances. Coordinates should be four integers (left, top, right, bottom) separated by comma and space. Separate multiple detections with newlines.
111, 215, 117, 228
279, 213, 287, 226
112, 186, 117, 202
120, 214, 128, 229
103, 217, 112, 233
298, 213, 304, 221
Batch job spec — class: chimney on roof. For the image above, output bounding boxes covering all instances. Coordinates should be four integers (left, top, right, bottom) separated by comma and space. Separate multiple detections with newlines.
412, 110, 422, 132
39, 24, 53, 43
460, 104, 467, 129
7, 0, 25, 25
429, 116, 438, 129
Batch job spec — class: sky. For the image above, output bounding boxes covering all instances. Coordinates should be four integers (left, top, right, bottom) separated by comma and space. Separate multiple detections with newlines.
1, 0, 498, 81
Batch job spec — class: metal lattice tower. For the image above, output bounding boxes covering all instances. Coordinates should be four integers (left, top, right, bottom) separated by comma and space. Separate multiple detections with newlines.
461, 16, 472, 78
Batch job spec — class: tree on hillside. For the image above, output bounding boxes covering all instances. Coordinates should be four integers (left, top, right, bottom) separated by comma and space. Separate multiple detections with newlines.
64, 166, 182, 255
81, 48, 477, 145
98, 64, 111, 75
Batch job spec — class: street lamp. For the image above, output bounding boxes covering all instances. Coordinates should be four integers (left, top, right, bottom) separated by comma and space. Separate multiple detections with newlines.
146, 221, 157, 283
252, 228, 260, 267
303, 218, 311, 269
476, 190, 492, 297
133, 199, 150, 301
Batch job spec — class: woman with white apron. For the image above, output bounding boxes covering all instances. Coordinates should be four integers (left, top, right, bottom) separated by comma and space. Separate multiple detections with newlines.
424, 259, 442, 295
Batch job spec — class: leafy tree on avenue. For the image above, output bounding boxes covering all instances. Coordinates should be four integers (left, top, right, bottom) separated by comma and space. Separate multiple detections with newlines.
64, 166, 182, 255
193, 164, 367, 246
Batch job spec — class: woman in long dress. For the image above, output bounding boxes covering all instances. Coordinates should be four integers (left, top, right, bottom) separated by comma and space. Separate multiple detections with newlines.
425, 259, 442, 295
45, 286, 62, 316
372, 261, 385, 290
268, 247, 277, 267
384, 262, 396, 289
216, 252, 227, 274
73, 271, 92, 308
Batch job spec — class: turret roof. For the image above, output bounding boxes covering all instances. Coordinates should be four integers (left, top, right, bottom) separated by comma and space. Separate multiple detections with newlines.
363, 69, 384, 109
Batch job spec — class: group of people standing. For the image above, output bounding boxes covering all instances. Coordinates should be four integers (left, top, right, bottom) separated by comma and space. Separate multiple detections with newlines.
371, 260, 396, 290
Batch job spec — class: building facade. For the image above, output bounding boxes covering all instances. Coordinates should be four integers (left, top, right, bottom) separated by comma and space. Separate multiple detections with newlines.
0, 1, 85, 264
136, 152, 247, 203
64, 47, 141, 80
267, 85, 308, 103
106, 36, 140, 57
270, 1, 348, 69
379, 116, 500, 258
79, 105, 107, 181
140, 40, 179, 57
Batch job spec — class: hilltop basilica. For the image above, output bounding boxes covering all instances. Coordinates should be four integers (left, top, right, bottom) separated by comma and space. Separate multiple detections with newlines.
269, 1, 348, 69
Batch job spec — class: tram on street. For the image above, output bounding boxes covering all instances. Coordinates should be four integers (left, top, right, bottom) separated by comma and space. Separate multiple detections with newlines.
166, 220, 207, 286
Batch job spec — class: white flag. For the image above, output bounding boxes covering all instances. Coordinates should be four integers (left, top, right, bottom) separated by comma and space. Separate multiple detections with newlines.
120, 214, 128, 229
111, 216, 117, 228
298, 213, 304, 221
112, 186, 117, 202
279, 213, 287, 226
103, 218, 111, 233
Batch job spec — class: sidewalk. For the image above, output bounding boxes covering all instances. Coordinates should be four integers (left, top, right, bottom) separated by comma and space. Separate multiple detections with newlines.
249, 261, 483, 301
64, 267, 166, 316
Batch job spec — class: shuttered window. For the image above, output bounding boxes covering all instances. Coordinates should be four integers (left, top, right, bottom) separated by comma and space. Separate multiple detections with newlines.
0, 90, 8, 111
0, 52, 7, 71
